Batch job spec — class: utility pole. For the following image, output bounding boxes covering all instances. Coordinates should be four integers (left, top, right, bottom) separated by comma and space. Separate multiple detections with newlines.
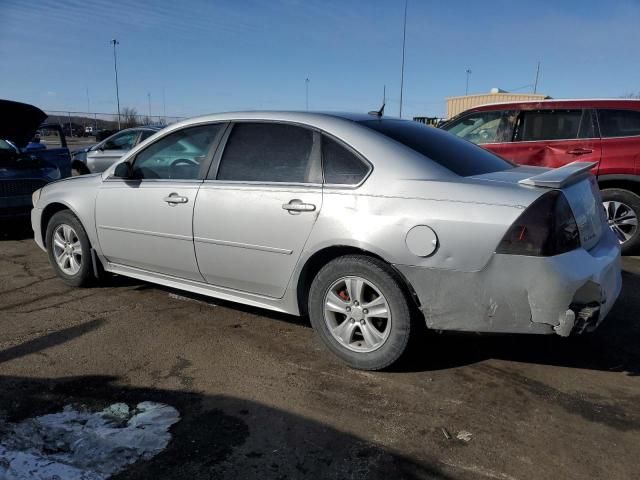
147, 92, 152, 119
399, 0, 408, 118
111, 39, 121, 129
383, 85, 386, 105
465, 68, 472, 95
533, 61, 541, 94
162, 87, 166, 122
305, 77, 310, 111
86, 87, 91, 113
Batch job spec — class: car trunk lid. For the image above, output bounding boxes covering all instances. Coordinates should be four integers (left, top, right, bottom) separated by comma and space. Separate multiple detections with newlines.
472, 162, 606, 250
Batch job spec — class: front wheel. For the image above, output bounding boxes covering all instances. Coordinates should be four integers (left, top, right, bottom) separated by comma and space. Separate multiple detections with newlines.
308, 255, 414, 370
601, 188, 640, 255
45, 210, 95, 287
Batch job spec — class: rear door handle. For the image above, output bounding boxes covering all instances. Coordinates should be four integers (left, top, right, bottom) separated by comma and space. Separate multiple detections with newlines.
164, 192, 189, 205
567, 148, 593, 155
282, 199, 316, 214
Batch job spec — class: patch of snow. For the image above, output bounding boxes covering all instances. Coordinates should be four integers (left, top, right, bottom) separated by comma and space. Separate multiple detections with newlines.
0, 402, 180, 480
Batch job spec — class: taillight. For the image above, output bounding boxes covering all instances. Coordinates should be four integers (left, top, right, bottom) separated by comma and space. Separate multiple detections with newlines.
496, 191, 580, 256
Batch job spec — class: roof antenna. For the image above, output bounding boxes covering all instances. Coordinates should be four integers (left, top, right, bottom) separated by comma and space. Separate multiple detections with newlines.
368, 102, 385, 118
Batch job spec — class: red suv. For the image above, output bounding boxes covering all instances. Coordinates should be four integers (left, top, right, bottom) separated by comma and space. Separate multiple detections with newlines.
441, 99, 640, 253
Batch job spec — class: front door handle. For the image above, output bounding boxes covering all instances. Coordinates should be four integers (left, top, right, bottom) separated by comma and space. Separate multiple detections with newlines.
282, 199, 316, 214
567, 148, 593, 155
164, 192, 189, 205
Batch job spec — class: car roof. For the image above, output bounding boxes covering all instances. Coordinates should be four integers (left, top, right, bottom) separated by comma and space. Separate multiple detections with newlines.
462, 98, 640, 114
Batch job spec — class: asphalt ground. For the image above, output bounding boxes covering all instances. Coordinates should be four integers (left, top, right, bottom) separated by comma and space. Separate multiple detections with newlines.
1, 222, 639, 479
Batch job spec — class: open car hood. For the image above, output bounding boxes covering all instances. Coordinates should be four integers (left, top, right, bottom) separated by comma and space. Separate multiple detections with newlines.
0, 99, 47, 148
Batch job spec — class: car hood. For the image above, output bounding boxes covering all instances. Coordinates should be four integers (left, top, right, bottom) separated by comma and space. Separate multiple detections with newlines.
0, 99, 47, 148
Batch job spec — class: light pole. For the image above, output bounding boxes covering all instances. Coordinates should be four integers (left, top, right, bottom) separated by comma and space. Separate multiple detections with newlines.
147, 92, 152, 119
305, 77, 310, 111
111, 39, 121, 129
399, 0, 408, 118
465, 68, 472, 95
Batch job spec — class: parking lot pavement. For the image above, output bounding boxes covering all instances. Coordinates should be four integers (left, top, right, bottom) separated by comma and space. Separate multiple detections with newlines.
1, 229, 639, 480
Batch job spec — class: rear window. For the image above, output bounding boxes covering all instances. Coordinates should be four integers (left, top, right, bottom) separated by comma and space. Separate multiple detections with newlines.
598, 109, 640, 138
359, 119, 513, 177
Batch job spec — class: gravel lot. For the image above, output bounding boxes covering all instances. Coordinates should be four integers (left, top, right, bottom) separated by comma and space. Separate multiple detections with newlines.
1, 223, 639, 479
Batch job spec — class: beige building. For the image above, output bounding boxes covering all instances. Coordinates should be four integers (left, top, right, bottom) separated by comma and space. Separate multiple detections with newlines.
446, 88, 550, 119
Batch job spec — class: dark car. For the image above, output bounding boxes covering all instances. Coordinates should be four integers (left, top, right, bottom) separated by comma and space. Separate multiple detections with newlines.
0, 99, 72, 219
440, 99, 640, 253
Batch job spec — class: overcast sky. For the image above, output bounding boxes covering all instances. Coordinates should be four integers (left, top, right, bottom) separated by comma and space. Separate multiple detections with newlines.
1, 0, 639, 119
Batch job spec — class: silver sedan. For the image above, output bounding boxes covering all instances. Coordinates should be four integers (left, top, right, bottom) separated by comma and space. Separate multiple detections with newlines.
31, 112, 622, 370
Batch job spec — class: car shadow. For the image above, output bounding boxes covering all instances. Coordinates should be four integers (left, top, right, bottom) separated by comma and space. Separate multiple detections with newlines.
105, 259, 640, 376
0, 374, 453, 480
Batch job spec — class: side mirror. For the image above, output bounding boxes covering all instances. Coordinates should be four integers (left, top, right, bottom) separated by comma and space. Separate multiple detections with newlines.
113, 162, 132, 178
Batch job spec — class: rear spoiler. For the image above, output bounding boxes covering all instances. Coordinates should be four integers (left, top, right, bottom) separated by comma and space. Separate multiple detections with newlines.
518, 162, 596, 188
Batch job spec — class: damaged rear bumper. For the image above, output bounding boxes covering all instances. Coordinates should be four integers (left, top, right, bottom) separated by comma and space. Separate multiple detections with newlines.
395, 229, 622, 336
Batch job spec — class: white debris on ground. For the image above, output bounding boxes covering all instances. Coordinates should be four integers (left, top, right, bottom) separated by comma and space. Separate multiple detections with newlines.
0, 401, 180, 480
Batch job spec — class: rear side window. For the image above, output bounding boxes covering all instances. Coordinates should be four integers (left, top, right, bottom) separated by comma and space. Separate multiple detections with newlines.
516, 110, 585, 141
359, 119, 513, 177
322, 136, 370, 184
216, 123, 318, 183
598, 109, 640, 138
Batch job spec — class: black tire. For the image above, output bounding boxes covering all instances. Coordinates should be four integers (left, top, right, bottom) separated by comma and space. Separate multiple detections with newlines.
45, 210, 94, 287
308, 255, 414, 370
601, 188, 640, 255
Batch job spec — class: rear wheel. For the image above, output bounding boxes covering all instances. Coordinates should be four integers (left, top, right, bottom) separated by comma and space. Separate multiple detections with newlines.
308, 255, 413, 370
45, 210, 94, 287
601, 188, 640, 255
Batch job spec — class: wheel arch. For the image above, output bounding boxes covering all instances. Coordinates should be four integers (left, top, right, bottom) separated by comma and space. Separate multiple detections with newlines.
295, 245, 421, 317
41, 202, 81, 248
597, 175, 640, 197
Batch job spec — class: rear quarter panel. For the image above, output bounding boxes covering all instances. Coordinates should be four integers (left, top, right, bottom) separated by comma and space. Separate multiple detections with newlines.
302, 180, 533, 273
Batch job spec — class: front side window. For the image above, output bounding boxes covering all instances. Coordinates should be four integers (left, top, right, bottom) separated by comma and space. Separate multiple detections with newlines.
132, 124, 223, 180
322, 135, 370, 184
103, 130, 139, 150
444, 110, 516, 144
598, 109, 640, 138
516, 110, 585, 141
216, 123, 318, 183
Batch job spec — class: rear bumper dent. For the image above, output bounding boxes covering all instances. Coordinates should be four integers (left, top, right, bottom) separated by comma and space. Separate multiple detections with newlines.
395, 229, 622, 336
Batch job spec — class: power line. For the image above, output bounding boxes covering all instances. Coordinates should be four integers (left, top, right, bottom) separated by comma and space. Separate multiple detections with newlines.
399, 0, 408, 118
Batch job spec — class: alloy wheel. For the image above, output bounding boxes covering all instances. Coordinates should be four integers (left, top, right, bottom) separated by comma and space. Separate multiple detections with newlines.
52, 224, 82, 275
603, 200, 638, 244
323, 276, 392, 353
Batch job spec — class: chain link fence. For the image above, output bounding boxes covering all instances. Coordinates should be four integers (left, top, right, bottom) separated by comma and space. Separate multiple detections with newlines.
41, 110, 185, 148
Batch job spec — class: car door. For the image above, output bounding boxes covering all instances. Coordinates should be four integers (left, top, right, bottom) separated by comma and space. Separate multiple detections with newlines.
193, 122, 322, 298
596, 108, 640, 176
95, 123, 226, 280
505, 109, 601, 168
86, 129, 140, 173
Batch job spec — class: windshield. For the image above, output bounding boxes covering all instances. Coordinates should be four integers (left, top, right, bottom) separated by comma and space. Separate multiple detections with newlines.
0, 139, 16, 151
359, 119, 514, 177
